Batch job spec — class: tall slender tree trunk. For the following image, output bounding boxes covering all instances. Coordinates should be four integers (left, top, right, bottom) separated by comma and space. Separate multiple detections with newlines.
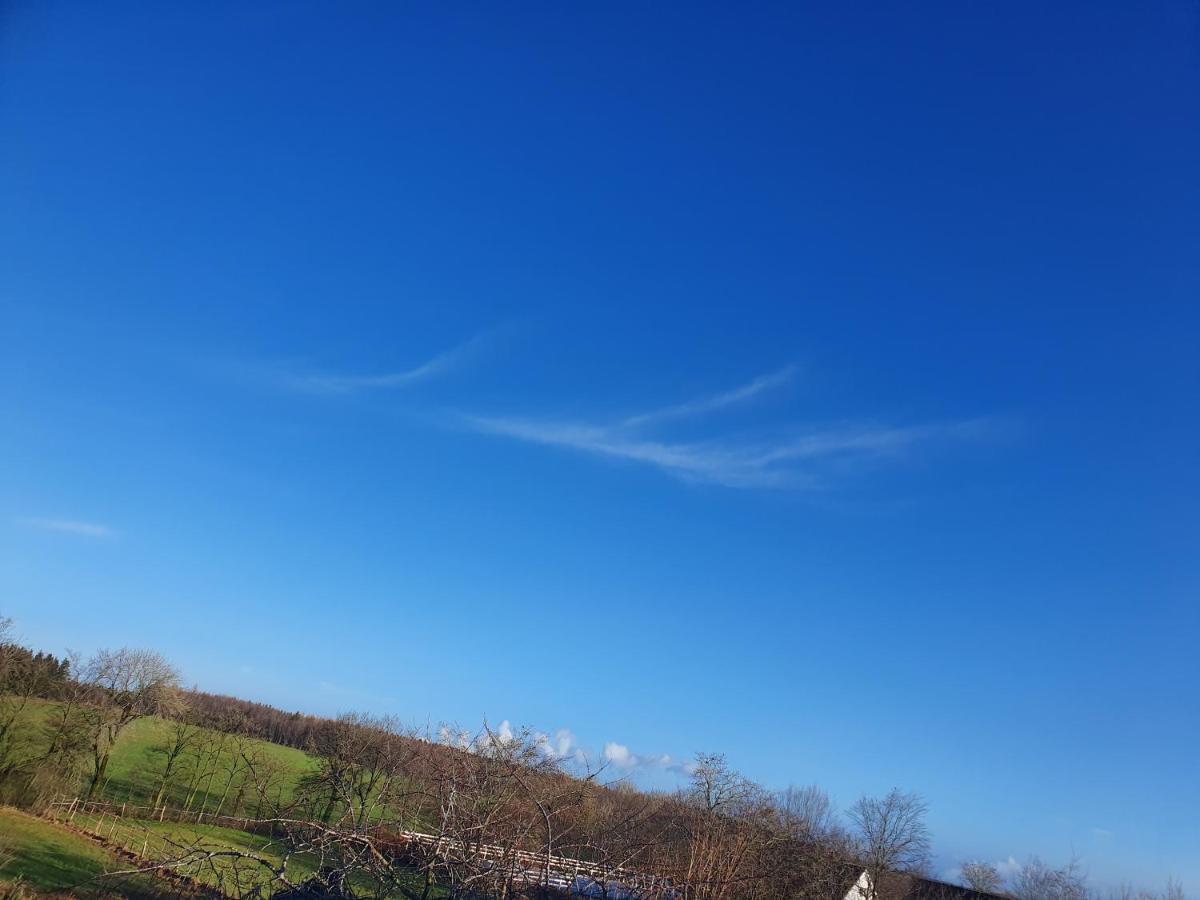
87, 750, 110, 799
214, 765, 240, 818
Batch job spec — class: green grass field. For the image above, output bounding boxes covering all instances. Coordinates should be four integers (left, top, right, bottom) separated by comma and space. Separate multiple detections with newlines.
67, 812, 318, 895
1, 702, 441, 896
11, 699, 319, 813
63, 812, 446, 898
0, 806, 168, 897
2, 803, 441, 898
101, 715, 319, 811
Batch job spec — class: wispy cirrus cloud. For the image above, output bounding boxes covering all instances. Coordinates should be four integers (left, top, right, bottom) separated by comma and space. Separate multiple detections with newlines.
280, 332, 491, 395
17, 517, 116, 539
622, 364, 798, 429
464, 367, 1000, 489
218, 331, 495, 396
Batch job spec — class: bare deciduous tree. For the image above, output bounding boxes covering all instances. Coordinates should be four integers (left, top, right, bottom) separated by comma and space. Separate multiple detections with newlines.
80, 648, 182, 797
776, 783, 837, 840
848, 788, 932, 899
1010, 856, 1088, 900
27, 657, 93, 808
962, 860, 1005, 894
147, 712, 200, 812
304, 711, 418, 829
688, 752, 755, 814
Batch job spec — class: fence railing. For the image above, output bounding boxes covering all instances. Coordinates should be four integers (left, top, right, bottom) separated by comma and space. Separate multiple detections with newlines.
49, 797, 273, 832
45, 798, 672, 898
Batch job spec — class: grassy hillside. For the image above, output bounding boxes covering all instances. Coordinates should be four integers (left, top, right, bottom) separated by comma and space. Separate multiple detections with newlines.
12, 699, 319, 812
0, 806, 168, 897
68, 812, 319, 896
102, 715, 319, 811
1, 701, 441, 896
64, 814, 447, 898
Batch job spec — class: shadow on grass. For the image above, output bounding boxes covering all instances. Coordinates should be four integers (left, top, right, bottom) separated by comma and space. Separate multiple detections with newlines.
0, 811, 170, 899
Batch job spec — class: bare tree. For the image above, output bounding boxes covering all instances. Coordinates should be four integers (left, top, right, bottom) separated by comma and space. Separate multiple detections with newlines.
688, 752, 755, 814
150, 715, 201, 811
303, 711, 418, 829
962, 860, 1005, 894
241, 745, 289, 819
776, 784, 837, 840
181, 729, 222, 811
560, 779, 674, 899
1010, 856, 1089, 900
417, 721, 568, 897
26, 658, 94, 808
848, 789, 932, 899
1110, 883, 1159, 900
80, 648, 182, 797
0, 619, 35, 790
648, 753, 786, 899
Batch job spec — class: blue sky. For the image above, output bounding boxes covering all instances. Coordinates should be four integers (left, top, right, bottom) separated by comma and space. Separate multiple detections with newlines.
2, 0, 1198, 889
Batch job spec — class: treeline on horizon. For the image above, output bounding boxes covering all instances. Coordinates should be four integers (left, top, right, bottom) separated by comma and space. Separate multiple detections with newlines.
0, 616, 1187, 900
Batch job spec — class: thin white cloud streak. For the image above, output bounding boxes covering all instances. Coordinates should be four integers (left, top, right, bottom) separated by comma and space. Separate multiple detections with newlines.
17, 517, 116, 539
463, 361, 1003, 489
622, 364, 798, 429
466, 414, 997, 489
277, 332, 491, 395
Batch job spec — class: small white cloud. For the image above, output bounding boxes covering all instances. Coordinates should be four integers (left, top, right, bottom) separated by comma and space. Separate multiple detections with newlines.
535, 728, 578, 760
1091, 827, 1114, 839
18, 517, 116, 539
437, 717, 690, 780
495, 719, 516, 745
663, 755, 697, 775
463, 719, 522, 753
553, 729, 576, 758
438, 725, 473, 750
603, 742, 638, 769
996, 857, 1022, 878
600, 742, 696, 776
